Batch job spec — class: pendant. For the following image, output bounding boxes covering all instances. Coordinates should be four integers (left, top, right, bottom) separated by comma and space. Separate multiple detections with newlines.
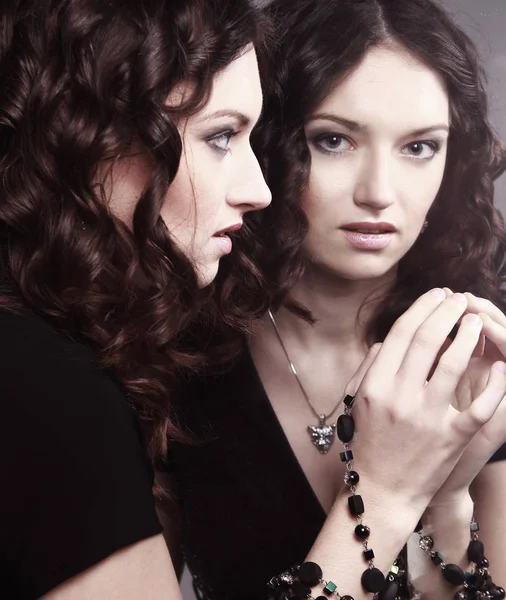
307, 414, 336, 454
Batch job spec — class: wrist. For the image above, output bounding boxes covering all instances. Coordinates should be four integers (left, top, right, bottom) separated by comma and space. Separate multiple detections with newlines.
421, 491, 474, 571
426, 488, 474, 519
333, 481, 423, 550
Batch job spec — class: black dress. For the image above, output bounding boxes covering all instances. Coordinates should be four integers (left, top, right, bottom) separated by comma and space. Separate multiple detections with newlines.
0, 307, 162, 599
170, 349, 506, 600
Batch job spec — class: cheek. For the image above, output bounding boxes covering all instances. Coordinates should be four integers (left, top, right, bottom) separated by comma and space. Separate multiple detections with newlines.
401, 161, 446, 221
303, 160, 352, 222
160, 150, 225, 256
159, 167, 196, 240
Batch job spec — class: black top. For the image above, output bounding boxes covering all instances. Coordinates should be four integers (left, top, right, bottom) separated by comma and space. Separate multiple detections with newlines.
0, 307, 162, 600
170, 349, 506, 600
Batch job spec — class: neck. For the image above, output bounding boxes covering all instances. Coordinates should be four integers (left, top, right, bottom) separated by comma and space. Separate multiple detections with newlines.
273, 264, 395, 353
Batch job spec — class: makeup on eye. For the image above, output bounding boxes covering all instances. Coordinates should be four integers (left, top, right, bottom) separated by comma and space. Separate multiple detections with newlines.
310, 132, 354, 155
401, 139, 443, 160
198, 107, 260, 154
308, 130, 445, 160
205, 128, 239, 153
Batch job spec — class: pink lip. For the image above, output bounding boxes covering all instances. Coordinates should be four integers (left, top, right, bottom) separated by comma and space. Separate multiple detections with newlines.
342, 230, 394, 250
213, 222, 242, 256
214, 234, 233, 255
340, 221, 396, 250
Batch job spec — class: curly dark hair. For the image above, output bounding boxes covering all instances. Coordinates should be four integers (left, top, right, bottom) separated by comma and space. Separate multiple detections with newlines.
249, 0, 506, 343
0, 0, 270, 462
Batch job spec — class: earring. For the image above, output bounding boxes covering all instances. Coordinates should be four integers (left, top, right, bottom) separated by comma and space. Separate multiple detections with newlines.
421, 219, 428, 233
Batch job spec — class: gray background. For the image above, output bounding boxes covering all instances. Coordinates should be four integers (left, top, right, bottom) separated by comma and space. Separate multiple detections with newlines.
180, 1, 506, 597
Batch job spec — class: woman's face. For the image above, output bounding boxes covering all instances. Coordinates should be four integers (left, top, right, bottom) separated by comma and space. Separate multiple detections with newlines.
109, 46, 271, 287
302, 43, 449, 282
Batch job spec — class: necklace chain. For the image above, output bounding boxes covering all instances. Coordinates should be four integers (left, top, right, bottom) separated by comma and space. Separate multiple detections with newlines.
267, 308, 342, 422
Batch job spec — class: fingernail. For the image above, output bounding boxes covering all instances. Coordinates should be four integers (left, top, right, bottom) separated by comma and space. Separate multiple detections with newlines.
451, 293, 467, 303
494, 362, 506, 373
430, 288, 445, 300
464, 314, 482, 327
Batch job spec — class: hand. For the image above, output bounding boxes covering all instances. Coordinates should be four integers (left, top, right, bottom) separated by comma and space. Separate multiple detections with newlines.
429, 292, 506, 506
343, 289, 506, 514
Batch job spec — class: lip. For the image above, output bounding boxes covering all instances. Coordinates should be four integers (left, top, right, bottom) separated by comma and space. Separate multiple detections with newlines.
341, 221, 397, 233
214, 222, 243, 237
214, 234, 233, 255
341, 230, 394, 250
213, 222, 242, 256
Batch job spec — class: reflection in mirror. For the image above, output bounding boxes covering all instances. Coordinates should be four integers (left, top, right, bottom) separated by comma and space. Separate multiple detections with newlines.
177, 0, 506, 598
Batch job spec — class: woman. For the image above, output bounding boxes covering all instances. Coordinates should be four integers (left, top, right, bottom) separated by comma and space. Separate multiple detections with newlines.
170, 0, 506, 598
0, 0, 271, 598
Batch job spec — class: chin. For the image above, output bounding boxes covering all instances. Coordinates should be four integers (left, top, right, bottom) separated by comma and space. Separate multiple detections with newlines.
196, 261, 220, 288
316, 256, 398, 282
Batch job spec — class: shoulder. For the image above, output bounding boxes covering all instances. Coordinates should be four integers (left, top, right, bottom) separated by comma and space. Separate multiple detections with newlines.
0, 307, 135, 433
0, 306, 151, 480
0, 308, 162, 599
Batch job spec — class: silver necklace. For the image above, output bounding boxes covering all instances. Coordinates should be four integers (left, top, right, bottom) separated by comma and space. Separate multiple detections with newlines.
267, 308, 342, 454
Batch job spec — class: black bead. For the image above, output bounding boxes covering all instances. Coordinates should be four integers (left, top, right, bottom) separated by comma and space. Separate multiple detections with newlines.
315, 597, 327, 600
478, 557, 489, 568
361, 567, 385, 593
345, 470, 360, 486
468, 539, 485, 564
291, 580, 311, 598
341, 597, 354, 600
298, 562, 322, 587
494, 588, 506, 599
467, 572, 485, 588
378, 579, 399, 600
364, 548, 375, 561
337, 414, 355, 443
442, 563, 465, 585
340, 450, 353, 462
348, 494, 364, 515
355, 524, 370, 540
430, 551, 444, 565
343, 394, 355, 407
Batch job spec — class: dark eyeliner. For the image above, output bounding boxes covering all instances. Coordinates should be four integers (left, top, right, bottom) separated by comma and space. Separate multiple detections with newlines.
205, 128, 238, 153
310, 132, 352, 155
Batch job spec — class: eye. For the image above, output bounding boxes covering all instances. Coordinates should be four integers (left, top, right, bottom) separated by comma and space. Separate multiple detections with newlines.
401, 141, 440, 160
206, 129, 237, 153
312, 133, 354, 155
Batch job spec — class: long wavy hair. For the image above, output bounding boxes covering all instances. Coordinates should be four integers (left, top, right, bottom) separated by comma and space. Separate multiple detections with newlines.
0, 0, 270, 462
250, 0, 506, 343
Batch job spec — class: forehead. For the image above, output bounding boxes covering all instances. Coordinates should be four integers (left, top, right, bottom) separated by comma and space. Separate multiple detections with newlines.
313, 44, 449, 133
199, 45, 262, 118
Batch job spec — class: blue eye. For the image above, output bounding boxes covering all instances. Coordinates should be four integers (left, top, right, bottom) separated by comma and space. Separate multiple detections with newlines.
207, 130, 237, 153
402, 141, 440, 160
312, 133, 353, 154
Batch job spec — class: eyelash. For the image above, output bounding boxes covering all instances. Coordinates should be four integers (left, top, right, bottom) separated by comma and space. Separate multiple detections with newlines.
402, 140, 441, 160
206, 129, 239, 154
311, 133, 353, 156
311, 133, 442, 161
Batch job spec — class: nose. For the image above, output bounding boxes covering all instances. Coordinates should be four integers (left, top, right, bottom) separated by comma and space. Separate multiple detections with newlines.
353, 150, 395, 211
227, 147, 271, 212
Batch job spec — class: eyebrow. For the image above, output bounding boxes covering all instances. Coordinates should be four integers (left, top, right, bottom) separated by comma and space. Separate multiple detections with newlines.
307, 113, 449, 137
198, 109, 252, 127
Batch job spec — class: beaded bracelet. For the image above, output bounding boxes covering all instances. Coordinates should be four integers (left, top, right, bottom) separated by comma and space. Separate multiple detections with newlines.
338, 394, 387, 593
267, 559, 406, 600
416, 518, 505, 599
